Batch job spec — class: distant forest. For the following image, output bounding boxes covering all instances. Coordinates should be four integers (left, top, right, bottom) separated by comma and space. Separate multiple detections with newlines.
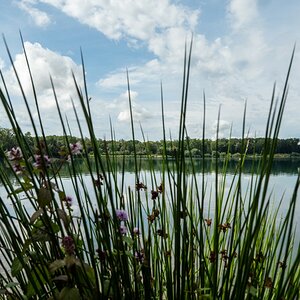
1, 127, 300, 158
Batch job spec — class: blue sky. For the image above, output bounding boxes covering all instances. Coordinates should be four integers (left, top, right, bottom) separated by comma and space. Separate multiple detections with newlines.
0, 0, 300, 140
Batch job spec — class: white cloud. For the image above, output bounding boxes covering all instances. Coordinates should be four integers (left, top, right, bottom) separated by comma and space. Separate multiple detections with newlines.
17, 0, 51, 27
212, 119, 231, 136
6, 41, 82, 101
0, 57, 5, 69
227, 0, 258, 31
1, 42, 84, 132
37, 0, 199, 41
8, 0, 300, 139
115, 90, 152, 123
98, 59, 162, 89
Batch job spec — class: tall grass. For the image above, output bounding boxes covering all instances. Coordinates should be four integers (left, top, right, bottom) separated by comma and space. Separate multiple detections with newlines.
0, 37, 299, 299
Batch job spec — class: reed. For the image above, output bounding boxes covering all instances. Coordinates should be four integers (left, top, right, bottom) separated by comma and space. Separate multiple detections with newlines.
0, 36, 299, 299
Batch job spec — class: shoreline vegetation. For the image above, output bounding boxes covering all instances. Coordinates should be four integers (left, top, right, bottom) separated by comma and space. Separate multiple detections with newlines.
0, 38, 299, 299
1, 128, 300, 159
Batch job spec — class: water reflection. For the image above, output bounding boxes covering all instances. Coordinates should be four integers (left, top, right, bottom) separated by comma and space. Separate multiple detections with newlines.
0, 158, 299, 256
50, 157, 300, 177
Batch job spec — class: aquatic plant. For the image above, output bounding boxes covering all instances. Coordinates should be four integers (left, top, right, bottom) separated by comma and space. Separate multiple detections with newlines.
0, 36, 299, 299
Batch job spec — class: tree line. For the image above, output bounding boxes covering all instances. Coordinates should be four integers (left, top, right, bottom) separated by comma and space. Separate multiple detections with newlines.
0, 127, 300, 158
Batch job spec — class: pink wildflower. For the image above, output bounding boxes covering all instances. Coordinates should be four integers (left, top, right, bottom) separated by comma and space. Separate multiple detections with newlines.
33, 155, 50, 169
12, 163, 24, 175
69, 142, 82, 155
62, 236, 75, 255
6, 147, 23, 161
116, 209, 128, 221
133, 227, 140, 235
120, 225, 127, 235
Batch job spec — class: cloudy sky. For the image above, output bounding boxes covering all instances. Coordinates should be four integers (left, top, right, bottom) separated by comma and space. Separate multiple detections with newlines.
0, 0, 299, 140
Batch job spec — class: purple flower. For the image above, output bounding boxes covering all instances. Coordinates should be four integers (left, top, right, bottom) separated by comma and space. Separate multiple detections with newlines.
62, 236, 75, 255
64, 195, 73, 208
151, 190, 159, 200
70, 142, 82, 155
135, 250, 145, 263
12, 163, 24, 175
120, 225, 127, 235
6, 147, 23, 161
116, 209, 128, 222
96, 249, 106, 262
133, 227, 140, 235
33, 155, 50, 169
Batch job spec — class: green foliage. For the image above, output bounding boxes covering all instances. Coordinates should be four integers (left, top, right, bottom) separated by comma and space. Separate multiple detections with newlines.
1, 128, 300, 159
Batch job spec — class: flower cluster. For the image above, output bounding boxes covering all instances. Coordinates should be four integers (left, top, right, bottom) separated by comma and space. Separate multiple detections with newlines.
120, 225, 127, 235
6, 147, 25, 175
67, 141, 83, 162
133, 227, 140, 236
97, 249, 107, 262
264, 277, 273, 289
156, 228, 168, 239
33, 154, 51, 169
116, 209, 128, 235
218, 222, 231, 232
62, 195, 73, 208
220, 249, 229, 267
205, 218, 212, 226
12, 163, 24, 175
6, 147, 23, 161
209, 251, 216, 263
147, 208, 160, 223
135, 250, 145, 263
208, 249, 237, 266
254, 251, 265, 263
70, 141, 82, 155
278, 260, 286, 269
93, 174, 104, 187
116, 209, 128, 222
136, 182, 147, 191
151, 183, 163, 200
62, 236, 75, 256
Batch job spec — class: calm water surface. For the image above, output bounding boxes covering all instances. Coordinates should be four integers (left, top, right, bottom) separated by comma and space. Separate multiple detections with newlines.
0, 158, 300, 275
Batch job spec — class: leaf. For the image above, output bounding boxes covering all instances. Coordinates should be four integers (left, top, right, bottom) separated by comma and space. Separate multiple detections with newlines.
249, 286, 257, 296
72, 234, 83, 248
122, 236, 134, 246
125, 250, 133, 258
64, 256, 79, 269
52, 275, 68, 282
33, 219, 44, 229
58, 191, 66, 201
82, 263, 96, 285
11, 257, 26, 277
51, 222, 60, 234
49, 259, 66, 274
21, 239, 32, 255
31, 231, 50, 242
57, 208, 69, 228
37, 187, 52, 208
103, 279, 114, 298
59, 287, 81, 300
30, 208, 44, 224
5, 282, 19, 288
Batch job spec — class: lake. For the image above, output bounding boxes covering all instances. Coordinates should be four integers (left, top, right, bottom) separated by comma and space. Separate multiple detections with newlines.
0, 158, 299, 267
